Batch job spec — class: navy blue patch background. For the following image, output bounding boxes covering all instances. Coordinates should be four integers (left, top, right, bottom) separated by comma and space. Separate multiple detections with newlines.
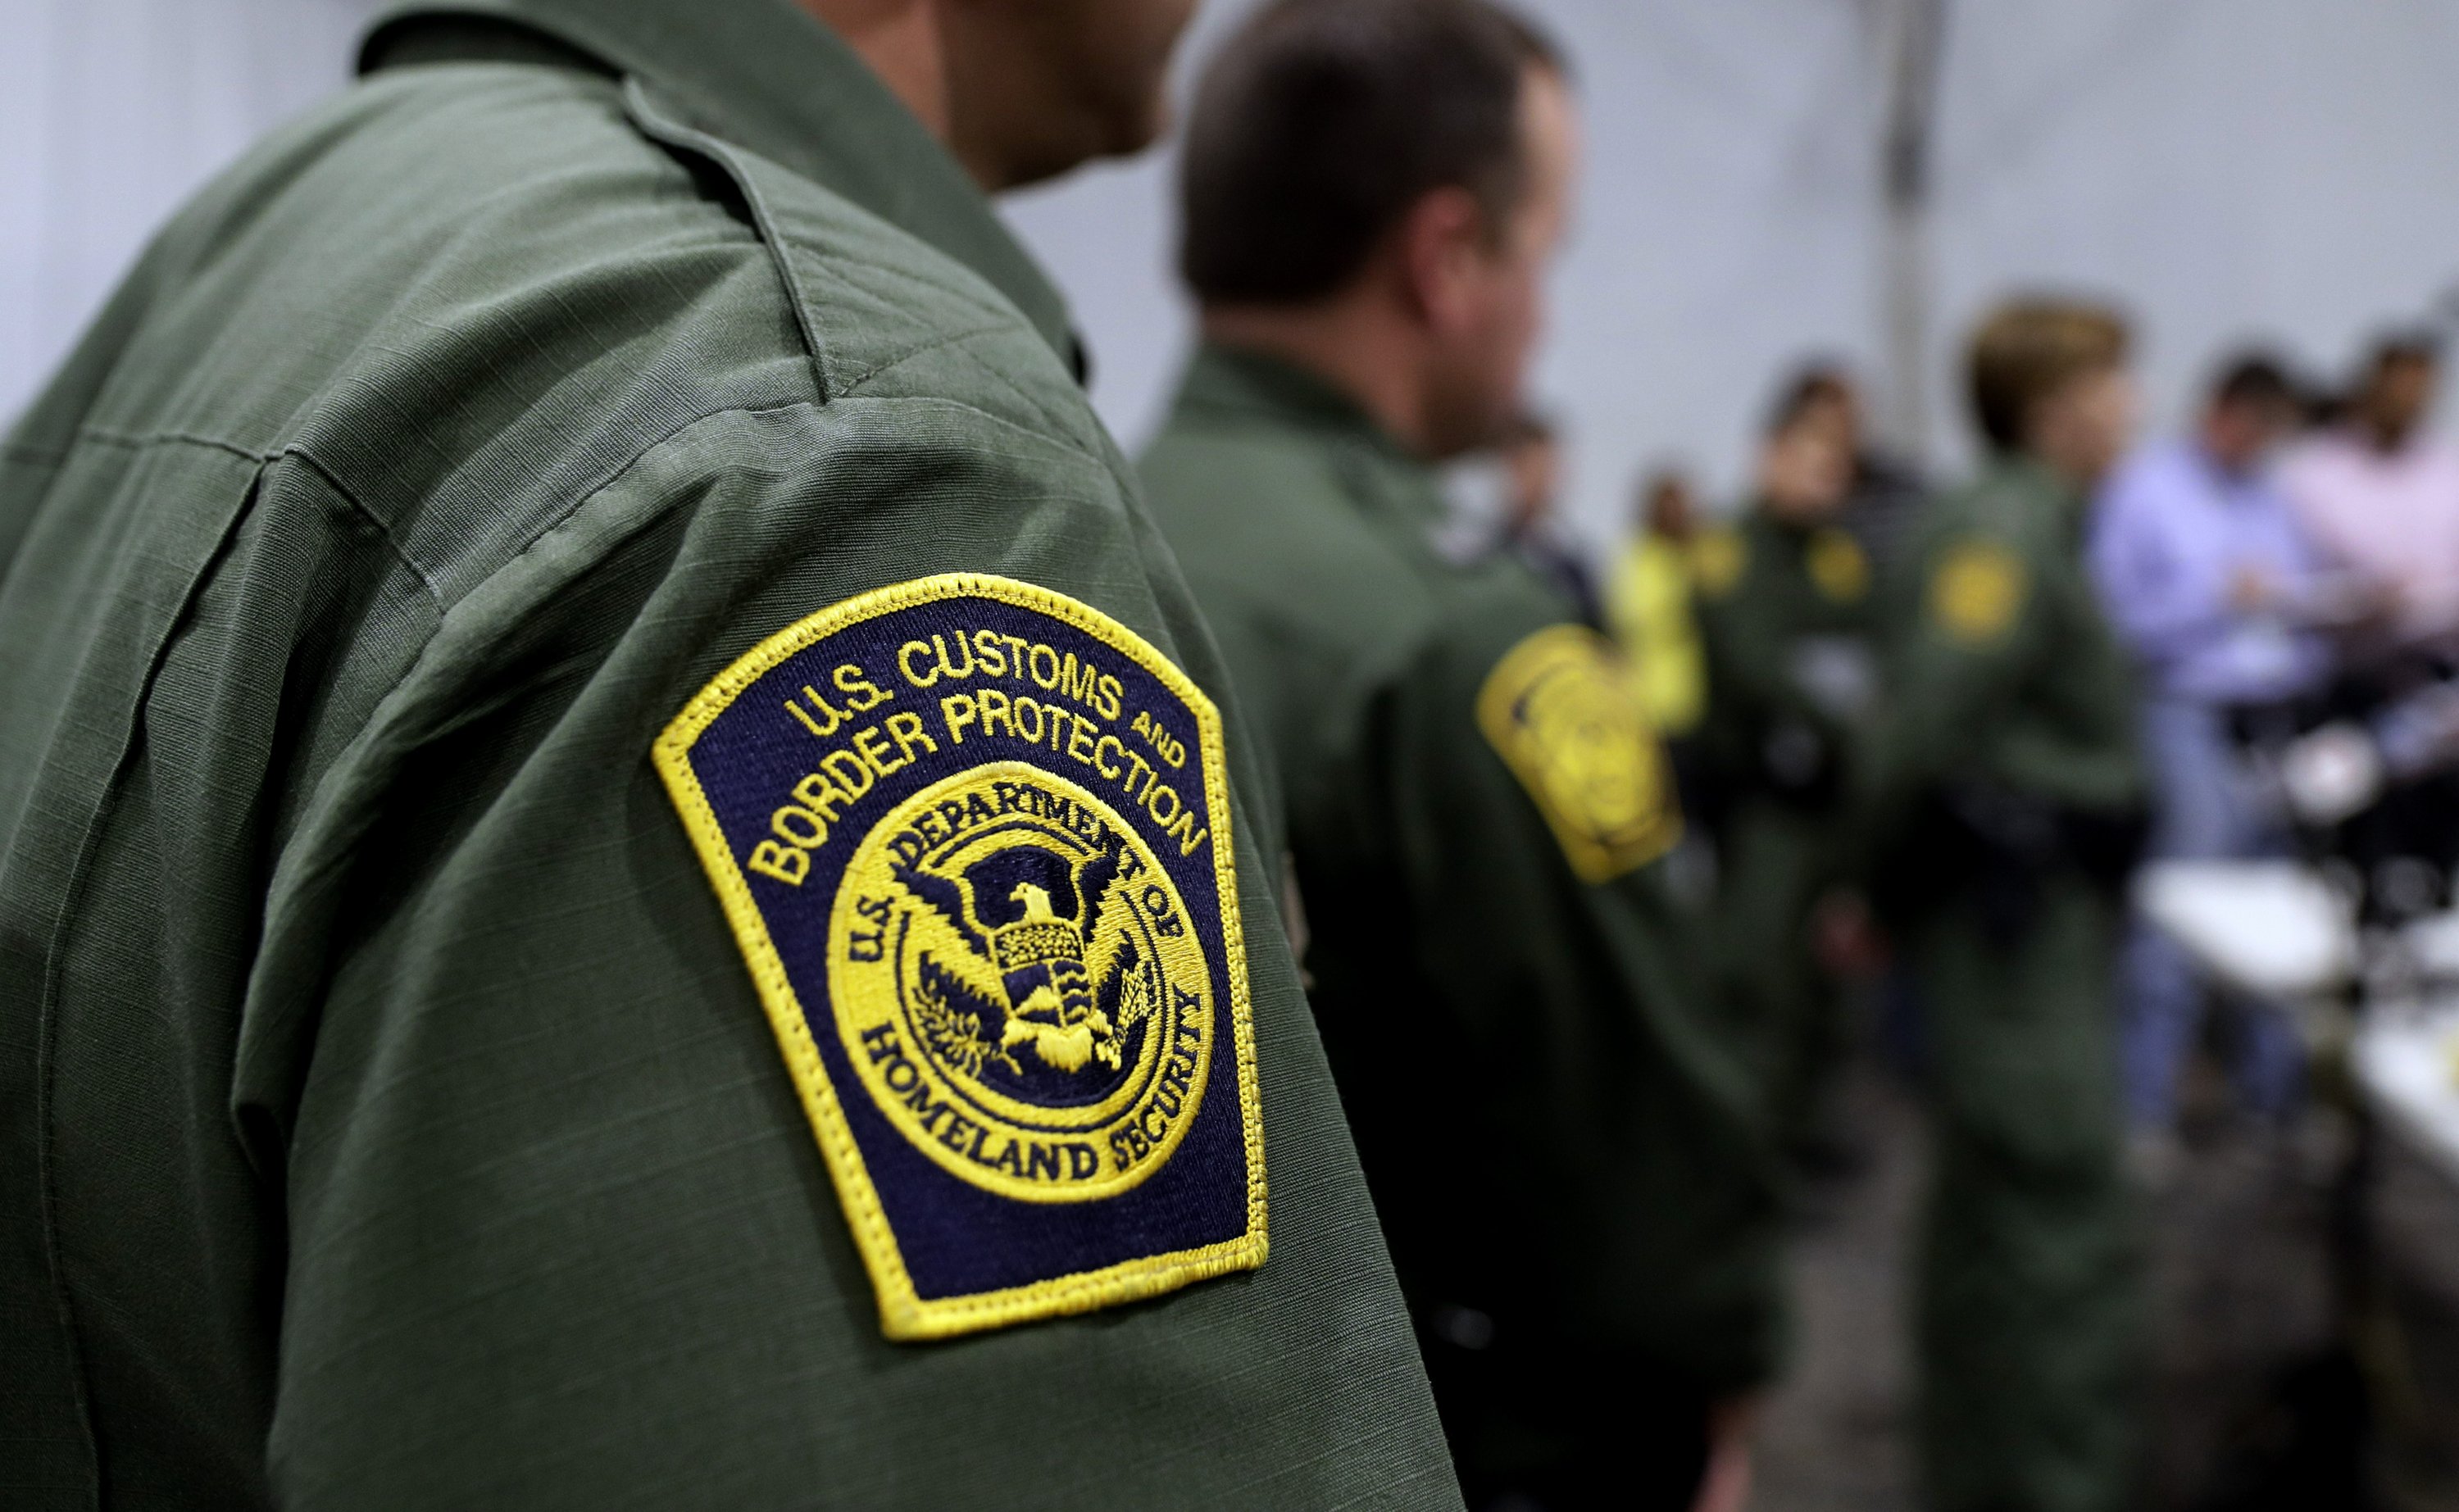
688, 593, 1251, 1301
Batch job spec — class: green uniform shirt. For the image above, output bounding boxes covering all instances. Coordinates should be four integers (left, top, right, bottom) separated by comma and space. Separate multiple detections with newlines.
1862, 460, 2148, 1512
0, 4, 1457, 1507
1693, 510, 1876, 813
1690, 511, 1876, 1119
1866, 456, 2145, 833
1139, 345, 1782, 1393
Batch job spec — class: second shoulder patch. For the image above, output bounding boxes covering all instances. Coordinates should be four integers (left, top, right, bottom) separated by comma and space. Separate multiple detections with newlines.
1807, 527, 1870, 604
1928, 538, 2027, 644
1477, 624, 1683, 883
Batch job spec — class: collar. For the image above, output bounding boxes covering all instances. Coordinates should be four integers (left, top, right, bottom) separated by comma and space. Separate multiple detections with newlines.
1166, 342, 1444, 524
361, 0, 1079, 369
1987, 452, 2090, 543
1744, 506, 1817, 546
1168, 343, 1413, 452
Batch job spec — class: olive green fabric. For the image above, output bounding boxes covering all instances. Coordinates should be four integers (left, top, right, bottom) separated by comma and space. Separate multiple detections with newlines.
1866, 457, 2147, 1512
0, 4, 1459, 1507
1864, 458, 2145, 824
1137, 344, 1784, 1397
1912, 877, 2143, 1512
1692, 511, 1875, 1140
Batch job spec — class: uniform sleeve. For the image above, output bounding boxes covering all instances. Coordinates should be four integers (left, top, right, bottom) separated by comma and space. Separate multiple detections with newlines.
1368, 606, 1785, 1393
1690, 563, 1766, 776
1860, 526, 2049, 825
234, 399, 1459, 1510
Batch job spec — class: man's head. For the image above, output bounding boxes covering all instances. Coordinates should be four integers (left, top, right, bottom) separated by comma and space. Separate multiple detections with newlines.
1766, 365, 1863, 461
1180, 0, 1575, 459
807, 0, 1196, 189
1757, 372, 1853, 525
2198, 353, 2301, 474
2353, 333, 2440, 452
1638, 469, 1696, 541
1498, 411, 1562, 531
1967, 298, 2136, 488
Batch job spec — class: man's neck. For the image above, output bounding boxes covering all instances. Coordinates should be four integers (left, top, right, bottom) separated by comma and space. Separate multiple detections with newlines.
804, 0, 985, 183
1201, 303, 1434, 455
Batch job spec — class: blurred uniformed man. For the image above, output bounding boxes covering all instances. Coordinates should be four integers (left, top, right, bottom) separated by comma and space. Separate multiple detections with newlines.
1862, 299, 2149, 1512
1692, 379, 1876, 1160
0, 1, 1464, 1506
1139, 4, 1783, 1508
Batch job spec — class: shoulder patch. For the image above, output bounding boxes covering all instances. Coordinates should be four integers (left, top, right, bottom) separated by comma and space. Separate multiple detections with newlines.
1807, 527, 1870, 604
1928, 538, 2027, 643
1476, 624, 1683, 883
654, 574, 1265, 1340
1689, 526, 1748, 598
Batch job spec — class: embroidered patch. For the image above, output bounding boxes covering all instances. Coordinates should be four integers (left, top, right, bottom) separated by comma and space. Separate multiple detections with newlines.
1807, 527, 1870, 604
1929, 538, 2026, 644
654, 574, 1265, 1340
1477, 624, 1683, 883
1689, 526, 1748, 598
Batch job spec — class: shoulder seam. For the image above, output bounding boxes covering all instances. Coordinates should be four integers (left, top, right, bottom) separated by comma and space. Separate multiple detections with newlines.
246, 389, 1129, 1080
614, 79, 1093, 462
834, 322, 1015, 397
619, 78, 836, 402
7, 425, 443, 612
282, 447, 445, 611
45, 425, 274, 465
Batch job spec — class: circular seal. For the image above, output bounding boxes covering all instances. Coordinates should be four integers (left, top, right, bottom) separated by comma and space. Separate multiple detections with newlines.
827, 761, 1216, 1204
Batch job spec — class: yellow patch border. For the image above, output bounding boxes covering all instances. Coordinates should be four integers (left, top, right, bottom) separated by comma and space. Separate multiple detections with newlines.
652, 572, 1267, 1341
1476, 623, 1684, 884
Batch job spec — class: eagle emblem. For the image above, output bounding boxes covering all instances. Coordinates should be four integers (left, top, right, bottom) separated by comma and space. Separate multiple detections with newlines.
890, 829, 1157, 1080
824, 762, 1211, 1206
1478, 624, 1683, 883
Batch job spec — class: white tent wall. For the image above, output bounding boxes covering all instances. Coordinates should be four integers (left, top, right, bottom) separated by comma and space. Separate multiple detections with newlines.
1926, 0, 2459, 478
6, 0, 2457, 557
1011, 0, 2459, 547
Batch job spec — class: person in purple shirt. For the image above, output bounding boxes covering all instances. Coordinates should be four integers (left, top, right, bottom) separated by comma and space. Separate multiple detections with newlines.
2089, 354, 2329, 1149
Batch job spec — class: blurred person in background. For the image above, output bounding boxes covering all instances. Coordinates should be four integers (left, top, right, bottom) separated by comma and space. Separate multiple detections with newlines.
1862, 298, 2150, 1512
1611, 469, 1711, 736
1769, 364, 1931, 574
1491, 411, 1602, 623
0, 0, 1466, 1505
2279, 333, 2459, 643
1691, 374, 1877, 1170
1139, 2, 1782, 1506
2089, 354, 2329, 1151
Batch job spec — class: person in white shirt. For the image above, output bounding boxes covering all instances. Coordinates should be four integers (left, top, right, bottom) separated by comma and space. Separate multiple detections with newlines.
2279, 334, 2459, 642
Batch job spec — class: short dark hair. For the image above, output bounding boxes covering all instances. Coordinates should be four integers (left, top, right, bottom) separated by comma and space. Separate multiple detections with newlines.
1764, 363, 1854, 438
1178, 0, 1563, 306
2366, 329, 2442, 379
2207, 352, 2296, 412
1966, 297, 2129, 452
1498, 409, 1557, 447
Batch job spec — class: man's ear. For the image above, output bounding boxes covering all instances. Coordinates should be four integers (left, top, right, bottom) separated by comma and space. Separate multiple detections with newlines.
1393, 185, 1489, 334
